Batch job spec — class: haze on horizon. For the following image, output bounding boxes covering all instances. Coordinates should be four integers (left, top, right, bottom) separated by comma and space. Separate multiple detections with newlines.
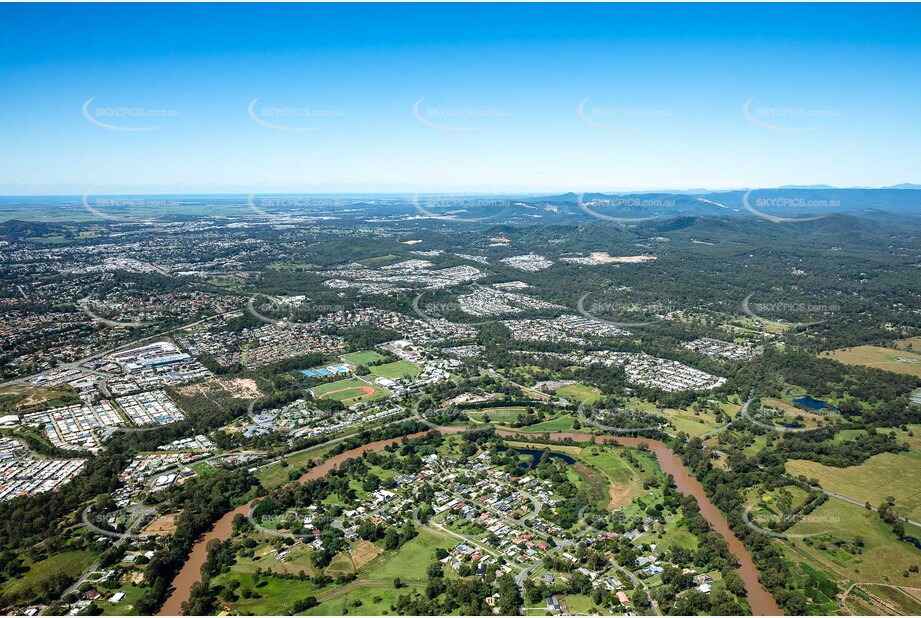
1, 3, 919, 195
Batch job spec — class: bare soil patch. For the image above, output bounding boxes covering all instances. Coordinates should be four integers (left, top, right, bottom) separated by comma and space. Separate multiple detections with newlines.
143, 512, 181, 535
350, 540, 384, 570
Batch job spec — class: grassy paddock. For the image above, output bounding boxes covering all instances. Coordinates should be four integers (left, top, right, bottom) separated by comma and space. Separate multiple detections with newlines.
556, 383, 602, 405
786, 448, 921, 521
783, 497, 921, 588
820, 345, 921, 378
1, 550, 95, 605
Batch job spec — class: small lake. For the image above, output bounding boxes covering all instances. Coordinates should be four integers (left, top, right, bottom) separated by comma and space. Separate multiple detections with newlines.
792, 395, 834, 411
497, 446, 576, 467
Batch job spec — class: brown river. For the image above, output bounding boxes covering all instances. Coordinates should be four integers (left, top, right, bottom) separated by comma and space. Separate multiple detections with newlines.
157, 428, 781, 616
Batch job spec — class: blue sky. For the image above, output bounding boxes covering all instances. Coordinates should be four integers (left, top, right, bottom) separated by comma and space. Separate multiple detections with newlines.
1, 3, 919, 195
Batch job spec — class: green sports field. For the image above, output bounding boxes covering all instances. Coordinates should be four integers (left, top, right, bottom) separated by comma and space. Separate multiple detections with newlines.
310, 378, 391, 404
341, 350, 387, 366
368, 360, 421, 379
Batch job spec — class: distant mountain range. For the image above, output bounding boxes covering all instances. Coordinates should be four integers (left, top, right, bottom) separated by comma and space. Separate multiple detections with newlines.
1, 187, 919, 224
509, 188, 921, 222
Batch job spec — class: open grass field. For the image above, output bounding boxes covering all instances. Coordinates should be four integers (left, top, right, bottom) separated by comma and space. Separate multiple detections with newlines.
363, 527, 457, 581
0, 550, 95, 605
368, 360, 421, 379
894, 336, 921, 351
341, 350, 387, 366
223, 541, 318, 578
657, 516, 700, 551
310, 378, 390, 404
217, 531, 433, 615
517, 415, 577, 432
556, 383, 602, 405
215, 568, 322, 615
257, 442, 338, 489
782, 498, 921, 589
303, 582, 425, 616
657, 407, 723, 437
560, 594, 597, 614
742, 434, 771, 456
475, 411, 575, 432
512, 440, 651, 510
786, 448, 921, 521
579, 446, 646, 509
465, 407, 527, 424
502, 440, 582, 457
744, 485, 812, 535
821, 345, 921, 378
189, 460, 218, 478
359, 254, 398, 265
